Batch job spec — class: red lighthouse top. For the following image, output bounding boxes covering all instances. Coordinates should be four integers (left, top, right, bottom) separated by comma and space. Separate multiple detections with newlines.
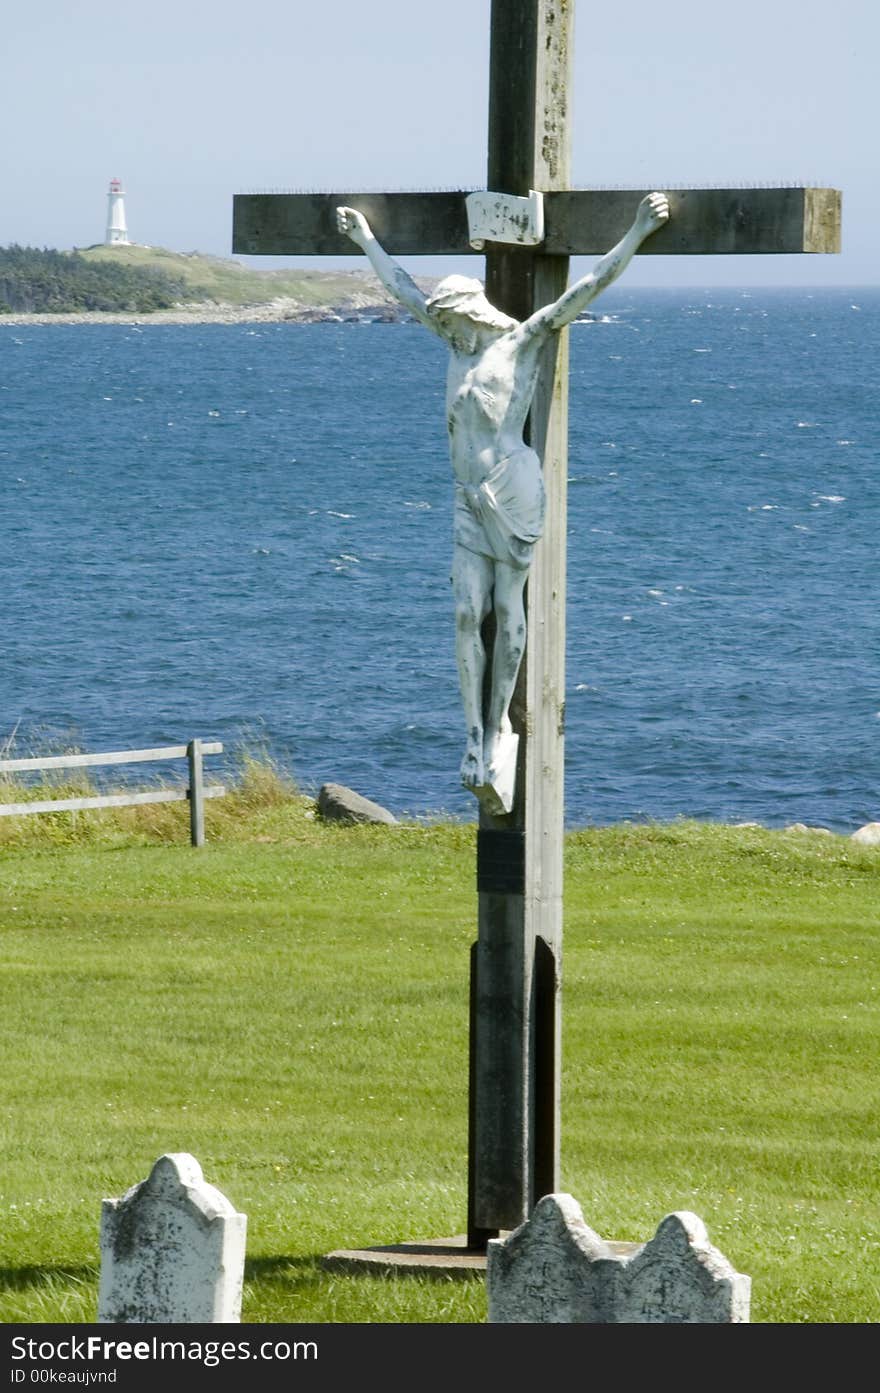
109, 177, 123, 193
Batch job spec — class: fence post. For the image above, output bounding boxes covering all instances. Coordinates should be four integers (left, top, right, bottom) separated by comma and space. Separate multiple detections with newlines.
187, 739, 205, 847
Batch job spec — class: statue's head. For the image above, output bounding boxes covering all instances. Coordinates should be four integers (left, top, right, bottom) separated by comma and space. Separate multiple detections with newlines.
426, 276, 517, 333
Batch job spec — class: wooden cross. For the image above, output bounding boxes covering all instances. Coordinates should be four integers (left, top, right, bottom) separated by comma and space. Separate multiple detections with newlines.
233, 0, 840, 1250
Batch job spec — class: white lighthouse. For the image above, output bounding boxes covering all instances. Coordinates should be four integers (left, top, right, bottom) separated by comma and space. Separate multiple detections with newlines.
104, 177, 130, 246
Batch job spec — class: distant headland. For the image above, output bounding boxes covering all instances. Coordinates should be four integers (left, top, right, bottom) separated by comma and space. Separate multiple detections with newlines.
0, 243, 432, 325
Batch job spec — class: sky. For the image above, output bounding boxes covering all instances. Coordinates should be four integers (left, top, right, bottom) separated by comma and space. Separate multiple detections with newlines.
2, 0, 874, 286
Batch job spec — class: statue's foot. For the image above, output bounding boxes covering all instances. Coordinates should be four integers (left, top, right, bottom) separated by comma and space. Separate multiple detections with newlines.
460, 745, 485, 791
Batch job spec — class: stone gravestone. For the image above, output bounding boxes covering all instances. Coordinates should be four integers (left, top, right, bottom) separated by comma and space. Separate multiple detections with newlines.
487, 1192, 751, 1323
97, 1152, 247, 1323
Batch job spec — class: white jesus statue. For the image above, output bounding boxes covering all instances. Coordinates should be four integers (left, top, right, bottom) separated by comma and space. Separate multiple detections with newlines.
337, 192, 669, 814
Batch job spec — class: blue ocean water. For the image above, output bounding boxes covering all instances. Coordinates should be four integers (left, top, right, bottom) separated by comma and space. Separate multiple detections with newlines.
1, 287, 877, 831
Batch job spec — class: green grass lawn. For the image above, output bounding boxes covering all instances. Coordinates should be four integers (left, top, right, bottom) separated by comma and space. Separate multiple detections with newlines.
1, 774, 878, 1323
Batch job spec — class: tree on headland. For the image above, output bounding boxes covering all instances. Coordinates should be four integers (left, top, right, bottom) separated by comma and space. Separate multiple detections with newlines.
0, 245, 189, 313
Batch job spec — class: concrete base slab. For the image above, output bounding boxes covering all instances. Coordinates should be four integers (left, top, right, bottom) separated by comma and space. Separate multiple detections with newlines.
321, 1231, 639, 1282
321, 1235, 493, 1279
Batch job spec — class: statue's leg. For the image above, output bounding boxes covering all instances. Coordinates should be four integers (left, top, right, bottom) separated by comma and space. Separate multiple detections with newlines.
452, 545, 494, 790
485, 562, 528, 775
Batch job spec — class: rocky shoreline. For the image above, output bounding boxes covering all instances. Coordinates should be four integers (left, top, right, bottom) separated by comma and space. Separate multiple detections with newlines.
313, 783, 880, 841
0, 295, 411, 327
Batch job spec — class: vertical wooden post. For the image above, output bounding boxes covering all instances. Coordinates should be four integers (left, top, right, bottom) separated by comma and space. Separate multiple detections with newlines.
468, 0, 571, 1243
187, 738, 205, 848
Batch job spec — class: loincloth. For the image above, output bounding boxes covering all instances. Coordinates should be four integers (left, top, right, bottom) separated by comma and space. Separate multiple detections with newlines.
453, 449, 546, 570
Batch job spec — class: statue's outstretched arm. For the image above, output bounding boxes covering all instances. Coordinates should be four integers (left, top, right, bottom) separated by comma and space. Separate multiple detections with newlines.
336, 207, 434, 329
520, 192, 670, 338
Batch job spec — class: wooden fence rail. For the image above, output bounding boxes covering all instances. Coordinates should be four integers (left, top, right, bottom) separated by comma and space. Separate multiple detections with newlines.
0, 739, 224, 846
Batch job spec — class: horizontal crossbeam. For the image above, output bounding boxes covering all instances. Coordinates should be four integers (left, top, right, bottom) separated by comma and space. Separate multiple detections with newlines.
233, 187, 841, 258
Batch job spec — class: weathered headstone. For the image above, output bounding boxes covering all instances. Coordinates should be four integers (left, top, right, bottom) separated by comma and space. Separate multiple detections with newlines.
487, 1192, 751, 1323
97, 1152, 247, 1323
